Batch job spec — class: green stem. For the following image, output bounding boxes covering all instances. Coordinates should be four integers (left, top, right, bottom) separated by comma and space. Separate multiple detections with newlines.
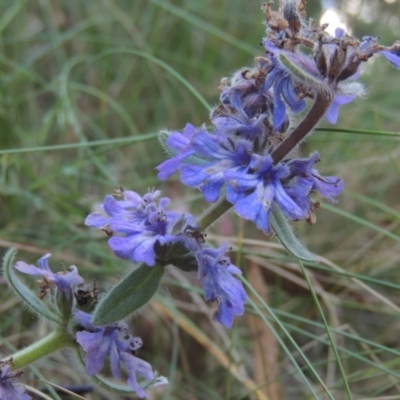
198, 197, 233, 230
6, 328, 75, 370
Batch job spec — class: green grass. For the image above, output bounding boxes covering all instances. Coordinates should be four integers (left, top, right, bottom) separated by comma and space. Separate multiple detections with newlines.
1, 0, 400, 399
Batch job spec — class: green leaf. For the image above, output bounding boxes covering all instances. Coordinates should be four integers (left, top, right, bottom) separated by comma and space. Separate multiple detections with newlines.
91, 371, 168, 395
277, 52, 330, 95
270, 205, 319, 262
2, 248, 63, 324
92, 263, 164, 325
91, 373, 133, 394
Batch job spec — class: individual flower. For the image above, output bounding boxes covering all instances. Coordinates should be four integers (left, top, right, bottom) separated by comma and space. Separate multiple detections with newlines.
225, 152, 343, 233
157, 123, 201, 180
226, 154, 307, 232
284, 152, 344, 206
379, 44, 400, 69
74, 309, 155, 399
14, 254, 83, 299
0, 360, 31, 400
357, 36, 400, 71
86, 189, 199, 266
178, 130, 253, 203
85, 189, 161, 230
196, 245, 247, 328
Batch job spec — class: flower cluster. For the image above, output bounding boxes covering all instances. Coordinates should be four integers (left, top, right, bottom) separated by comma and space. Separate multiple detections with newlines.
157, 1, 400, 233
260, 1, 400, 125
74, 309, 154, 399
86, 188, 247, 328
157, 81, 343, 232
0, 360, 31, 400
85, 188, 197, 266
13, 253, 157, 398
5, 2, 400, 399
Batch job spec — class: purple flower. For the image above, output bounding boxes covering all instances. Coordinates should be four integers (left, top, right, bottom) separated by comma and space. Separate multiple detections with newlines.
157, 123, 254, 204
286, 153, 344, 203
214, 86, 269, 140
260, 26, 400, 125
196, 245, 246, 328
74, 309, 155, 399
0, 360, 31, 400
157, 120, 253, 202
86, 189, 199, 266
157, 123, 202, 180
179, 130, 253, 203
225, 155, 306, 232
220, 77, 269, 120
325, 93, 357, 125
225, 153, 343, 233
379, 46, 400, 69
85, 189, 160, 230
14, 254, 83, 299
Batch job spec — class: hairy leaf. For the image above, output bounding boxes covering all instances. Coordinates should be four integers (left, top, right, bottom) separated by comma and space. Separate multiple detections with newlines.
270, 206, 319, 262
92, 263, 164, 325
2, 248, 63, 324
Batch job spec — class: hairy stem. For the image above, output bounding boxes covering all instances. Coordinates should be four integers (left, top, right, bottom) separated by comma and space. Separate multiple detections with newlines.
198, 197, 233, 230
6, 328, 75, 369
271, 91, 333, 164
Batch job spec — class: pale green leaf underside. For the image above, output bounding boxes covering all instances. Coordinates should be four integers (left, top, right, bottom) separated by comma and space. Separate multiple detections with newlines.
270, 205, 319, 262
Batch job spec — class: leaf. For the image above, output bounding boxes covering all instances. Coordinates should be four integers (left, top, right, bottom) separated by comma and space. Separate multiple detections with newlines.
278, 52, 331, 95
92, 263, 164, 325
91, 373, 133, 394
2, 248, 63, 324
91, 371, 168, 394
158, 130, 173, 155
270, 205, 319, 262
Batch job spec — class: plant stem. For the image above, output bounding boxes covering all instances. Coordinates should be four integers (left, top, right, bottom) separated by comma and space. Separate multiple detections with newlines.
271, 91, 333, 164
7, 328, 75, 370
198, 197, 233, 230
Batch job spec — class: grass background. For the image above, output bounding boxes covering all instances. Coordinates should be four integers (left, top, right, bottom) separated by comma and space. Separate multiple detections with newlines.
1, 0, 400, 399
